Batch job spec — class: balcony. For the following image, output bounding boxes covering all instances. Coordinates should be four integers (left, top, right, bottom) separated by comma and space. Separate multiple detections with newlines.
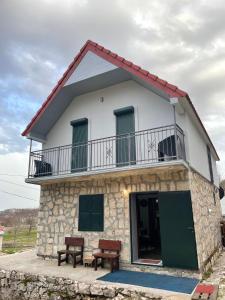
27, 124, 186, 180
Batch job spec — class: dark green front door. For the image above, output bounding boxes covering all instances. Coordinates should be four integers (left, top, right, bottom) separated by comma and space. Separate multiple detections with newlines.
158, 191, 198, 270
115, 107, 136, 166
71, 119, 88, 172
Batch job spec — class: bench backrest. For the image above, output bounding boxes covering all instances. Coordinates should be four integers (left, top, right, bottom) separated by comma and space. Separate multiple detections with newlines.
98, 239, 121, 253
65, 237, 84, 248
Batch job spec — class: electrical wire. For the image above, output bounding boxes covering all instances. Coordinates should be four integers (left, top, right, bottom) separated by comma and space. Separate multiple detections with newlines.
0, 179, 39, 190
0, 190, 38, 202
0, 173, 25, 177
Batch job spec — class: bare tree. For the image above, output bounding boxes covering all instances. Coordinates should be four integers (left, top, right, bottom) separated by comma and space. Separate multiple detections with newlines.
12, 215, 22, 249
26, 217, 35, 234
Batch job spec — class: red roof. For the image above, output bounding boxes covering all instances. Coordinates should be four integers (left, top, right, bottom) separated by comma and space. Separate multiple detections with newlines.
21, 40, 187, 137
21, 40, 219, 160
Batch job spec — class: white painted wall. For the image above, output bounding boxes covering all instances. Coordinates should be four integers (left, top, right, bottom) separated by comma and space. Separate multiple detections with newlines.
175, 107, 219, 186
43, 80, 174, 173
44, 80, 174, 148
42, 79, 219, 184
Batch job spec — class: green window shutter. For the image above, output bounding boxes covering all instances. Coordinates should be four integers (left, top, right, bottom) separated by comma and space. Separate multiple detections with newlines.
71, 118, 88, 172
78, 194, 104, 231
114, 106, 136, 166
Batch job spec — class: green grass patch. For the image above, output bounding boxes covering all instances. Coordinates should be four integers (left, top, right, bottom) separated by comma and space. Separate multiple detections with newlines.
2, 227, 37, 254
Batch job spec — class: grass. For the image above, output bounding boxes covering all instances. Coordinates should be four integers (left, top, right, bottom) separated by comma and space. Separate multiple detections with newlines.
2, 227, 37, 254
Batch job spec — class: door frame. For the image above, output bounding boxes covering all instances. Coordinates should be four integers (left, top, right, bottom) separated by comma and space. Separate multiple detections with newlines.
129, 190, 198, 269
129, 191, 159, 264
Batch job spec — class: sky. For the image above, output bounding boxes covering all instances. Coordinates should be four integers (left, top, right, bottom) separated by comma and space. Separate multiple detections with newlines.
0, 0, 225, 211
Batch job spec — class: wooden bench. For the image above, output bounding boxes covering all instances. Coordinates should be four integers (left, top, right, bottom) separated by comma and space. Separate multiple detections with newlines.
57, 237, 84, 268
93, 239, 121, 273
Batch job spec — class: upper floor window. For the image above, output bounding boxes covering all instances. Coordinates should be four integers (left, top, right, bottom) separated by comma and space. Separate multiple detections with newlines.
114, 106, 136, 166
70, 118, 88, 172
207, 145, 214, 183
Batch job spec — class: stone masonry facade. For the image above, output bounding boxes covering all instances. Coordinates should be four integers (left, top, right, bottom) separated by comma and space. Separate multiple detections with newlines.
37, 167, 222, 273
190, 170, 222, 271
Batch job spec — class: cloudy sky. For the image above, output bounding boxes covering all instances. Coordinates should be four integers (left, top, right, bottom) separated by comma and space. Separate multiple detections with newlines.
0, 0, 225, 211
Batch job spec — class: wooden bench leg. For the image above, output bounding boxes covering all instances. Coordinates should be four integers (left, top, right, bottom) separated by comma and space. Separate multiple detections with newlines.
66, 253, 69, 264
73, 254, 76, 268
110, 259, 114, 273
58, 253, 61, 266
117, 257, 119, 270
94, 257, 98, 271
81, 253, 83, 265
101, 258, 104, 268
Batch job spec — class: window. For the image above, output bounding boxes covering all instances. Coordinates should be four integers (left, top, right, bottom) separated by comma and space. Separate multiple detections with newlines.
114, 106, 136, 166
78, 194, 104, 231
207, 145, 214, 183
70, 118, 88, 172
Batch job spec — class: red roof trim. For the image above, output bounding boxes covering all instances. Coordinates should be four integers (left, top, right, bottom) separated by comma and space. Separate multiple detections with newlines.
21, 40, 219, 160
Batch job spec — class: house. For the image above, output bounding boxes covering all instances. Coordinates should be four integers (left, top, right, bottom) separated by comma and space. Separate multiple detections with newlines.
22, 40, 222, 274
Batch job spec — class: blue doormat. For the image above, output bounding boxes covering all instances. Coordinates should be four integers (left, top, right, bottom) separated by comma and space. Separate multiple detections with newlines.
97, 270, 199, 294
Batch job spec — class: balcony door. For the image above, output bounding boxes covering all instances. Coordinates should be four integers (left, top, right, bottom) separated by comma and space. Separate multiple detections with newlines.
114, 106, 136, 167
71, 118, 88, 172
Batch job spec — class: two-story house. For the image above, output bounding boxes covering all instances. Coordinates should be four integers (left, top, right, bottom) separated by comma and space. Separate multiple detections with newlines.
22, 40, 222, 274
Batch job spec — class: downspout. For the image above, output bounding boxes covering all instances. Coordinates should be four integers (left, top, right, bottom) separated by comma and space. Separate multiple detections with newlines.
170, 98, 179, 160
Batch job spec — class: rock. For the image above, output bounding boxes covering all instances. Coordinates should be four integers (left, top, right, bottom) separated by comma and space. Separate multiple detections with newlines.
90, 284, 103, 295
78, 282, 91, 295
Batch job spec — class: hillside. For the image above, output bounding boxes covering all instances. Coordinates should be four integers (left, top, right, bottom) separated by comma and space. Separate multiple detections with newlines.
0, 208, 38, 227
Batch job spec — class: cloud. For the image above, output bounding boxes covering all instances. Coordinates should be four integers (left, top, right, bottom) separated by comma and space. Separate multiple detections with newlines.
0, 0, 225, 208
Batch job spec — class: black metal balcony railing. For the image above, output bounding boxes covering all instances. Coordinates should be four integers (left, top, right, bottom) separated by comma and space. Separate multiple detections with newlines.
28, 124, 186, 178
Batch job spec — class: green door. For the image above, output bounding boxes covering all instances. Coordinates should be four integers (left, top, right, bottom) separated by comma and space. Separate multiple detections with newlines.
114, 106, 136, 166
71, 118, 88, 172
158, 191, 198, 270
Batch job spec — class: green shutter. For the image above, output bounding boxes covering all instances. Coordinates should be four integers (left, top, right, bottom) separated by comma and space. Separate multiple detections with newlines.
158, 191, 198, 270
71, 119, 88, 172
114, 107, 136, 166
78, 194, 104, 231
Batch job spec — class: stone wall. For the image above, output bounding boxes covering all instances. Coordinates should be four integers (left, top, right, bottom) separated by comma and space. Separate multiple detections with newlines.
37, 169, 189, 263
189, 170, 222, 272
37, 167, 222, 274
0, 269, 162, 300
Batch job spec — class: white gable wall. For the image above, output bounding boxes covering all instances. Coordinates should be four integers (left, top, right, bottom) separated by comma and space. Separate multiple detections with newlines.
44, 80, 174, 149
65, 51, 117, 86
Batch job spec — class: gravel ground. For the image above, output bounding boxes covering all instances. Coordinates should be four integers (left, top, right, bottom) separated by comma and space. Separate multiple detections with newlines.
203, 250, 225, 299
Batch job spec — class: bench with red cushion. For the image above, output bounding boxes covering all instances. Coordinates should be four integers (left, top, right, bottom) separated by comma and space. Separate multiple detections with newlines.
93, 239, 121, 272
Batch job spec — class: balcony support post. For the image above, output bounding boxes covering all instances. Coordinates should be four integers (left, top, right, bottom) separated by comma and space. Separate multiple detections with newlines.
57, 146, 60, 175
128, 133, 131, 165
28, 138, 32, 178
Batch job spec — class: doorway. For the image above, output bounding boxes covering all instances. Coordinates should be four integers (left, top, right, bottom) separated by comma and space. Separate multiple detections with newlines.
130, 192, 161, 265
130, 191, 198, 269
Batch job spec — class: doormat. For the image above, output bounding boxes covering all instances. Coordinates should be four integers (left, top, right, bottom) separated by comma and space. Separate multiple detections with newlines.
97, 270, 199, 294
192, 284, 218, 300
